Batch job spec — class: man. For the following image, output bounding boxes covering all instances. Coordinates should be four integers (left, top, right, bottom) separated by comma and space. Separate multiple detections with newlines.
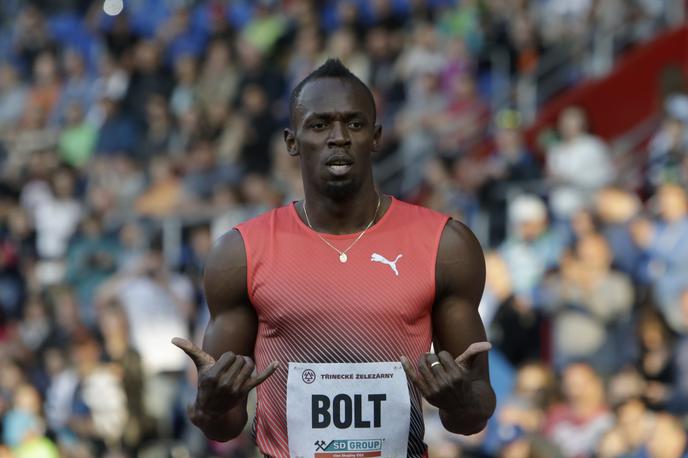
172, 59, 495, 457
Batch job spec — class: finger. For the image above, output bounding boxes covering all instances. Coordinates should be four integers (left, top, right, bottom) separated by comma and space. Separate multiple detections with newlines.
246, 361, 280, 390
437, 350, 462, 378
400, 356, 432, 397
172, 337, 214, 368
427, 353, 454, 388
232, 356, 255, 391
417, 354, 441, 392
219, 354, 246, 387
455, 342, 492, 368
206, 351, 238, 379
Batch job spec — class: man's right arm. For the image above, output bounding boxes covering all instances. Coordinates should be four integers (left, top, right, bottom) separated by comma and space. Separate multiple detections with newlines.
174, 229, 276, 442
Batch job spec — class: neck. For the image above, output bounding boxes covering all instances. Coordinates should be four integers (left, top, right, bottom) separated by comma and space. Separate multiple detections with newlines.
302, 183, 381, 235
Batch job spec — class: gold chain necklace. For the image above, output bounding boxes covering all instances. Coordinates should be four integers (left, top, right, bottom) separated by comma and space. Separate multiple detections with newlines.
303, 194, 381, 263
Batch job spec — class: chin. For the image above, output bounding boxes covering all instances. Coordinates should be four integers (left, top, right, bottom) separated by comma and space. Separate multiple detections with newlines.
323, 179, 358, 199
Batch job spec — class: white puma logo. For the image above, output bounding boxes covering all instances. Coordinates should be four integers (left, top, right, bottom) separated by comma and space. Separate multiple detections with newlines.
371, 253, 403, 276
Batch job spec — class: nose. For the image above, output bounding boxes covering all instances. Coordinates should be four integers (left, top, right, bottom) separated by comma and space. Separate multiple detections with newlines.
327, 121, 351, 148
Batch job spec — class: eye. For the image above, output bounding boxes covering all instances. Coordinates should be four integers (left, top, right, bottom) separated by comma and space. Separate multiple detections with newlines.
348, 121, 363, 129
310, 122, 327, 130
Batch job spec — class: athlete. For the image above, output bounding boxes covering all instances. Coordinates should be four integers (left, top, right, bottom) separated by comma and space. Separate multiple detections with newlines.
172, 59, 496, 457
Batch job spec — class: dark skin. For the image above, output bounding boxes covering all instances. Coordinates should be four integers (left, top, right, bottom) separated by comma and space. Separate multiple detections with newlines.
172, 77, 495, 441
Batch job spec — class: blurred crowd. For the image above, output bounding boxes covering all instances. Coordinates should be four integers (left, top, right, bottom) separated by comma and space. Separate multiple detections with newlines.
0, 0, 687, 457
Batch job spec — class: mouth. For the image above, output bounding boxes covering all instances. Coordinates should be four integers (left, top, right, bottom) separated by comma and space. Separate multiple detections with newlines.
325, 155, 354, 177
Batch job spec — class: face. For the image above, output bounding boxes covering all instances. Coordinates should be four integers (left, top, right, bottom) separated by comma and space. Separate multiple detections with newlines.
285, 77, 381, 199
563, 364, 603, 405
658, 184, 687, 222
559, 107, 586, 140
577, 234, 611, 269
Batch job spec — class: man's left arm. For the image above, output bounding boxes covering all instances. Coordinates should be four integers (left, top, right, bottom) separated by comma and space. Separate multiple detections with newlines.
401, 219, 496, 435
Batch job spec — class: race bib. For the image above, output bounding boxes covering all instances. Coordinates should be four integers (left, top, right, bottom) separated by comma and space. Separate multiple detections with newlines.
287, 362, 410, 458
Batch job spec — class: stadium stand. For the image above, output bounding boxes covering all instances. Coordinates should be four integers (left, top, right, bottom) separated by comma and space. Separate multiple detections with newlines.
0, 0, 687, 456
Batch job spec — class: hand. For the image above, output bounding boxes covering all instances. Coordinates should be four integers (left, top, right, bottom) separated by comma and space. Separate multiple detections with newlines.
400, 342, 491, 411
172, 337, 278, 418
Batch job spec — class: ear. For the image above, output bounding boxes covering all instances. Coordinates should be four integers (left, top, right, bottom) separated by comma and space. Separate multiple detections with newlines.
372, 124, 383, 152
284, 128, 298, 157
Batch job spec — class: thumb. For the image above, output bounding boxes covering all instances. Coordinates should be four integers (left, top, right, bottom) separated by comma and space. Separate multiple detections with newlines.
455, 341, 491, 367
172, 337, 215, 369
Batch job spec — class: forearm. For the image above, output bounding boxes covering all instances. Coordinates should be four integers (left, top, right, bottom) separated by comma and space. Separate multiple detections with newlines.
439, 380, 496, 435
190, 401, 248, 442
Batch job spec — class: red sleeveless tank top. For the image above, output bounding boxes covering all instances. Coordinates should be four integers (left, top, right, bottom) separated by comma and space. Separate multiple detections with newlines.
235, 196, 449, 457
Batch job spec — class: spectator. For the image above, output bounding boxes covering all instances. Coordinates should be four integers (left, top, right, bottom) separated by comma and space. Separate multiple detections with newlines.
646, 114, 688, 191
50, 48, 94, 126
545, 363, 614, 457
595, 186, 643, 280
637, 310, 676, 411
155, 6, 208, 67
194, 39, 238, 114
632, 183, 688, 331
96, 301, 154, 453
547, 107, 615, 219
0, 1, 683, 455
94, 97, 140, 157
134, 156, 183, 218
65, 212, 119, 324
169, 53, 198, 119
433, 72, 490, 158
57, 102, 97, 168
479, 109, 543, 245
207, 101, 248, 166
240, 2, 287, 55
596, 395, 652, 458
123, 40, 173, 124
11, 5, 56, 76
238, 84, 277, 176
234, 38, 285, 109
323, 27, 371, 84
489, 363, 561, 458
641, 413, 688, 458
5, 106, 59, 182
88, 53, 129, 125
485, 251, 543, 367
0, 63, 28, 130
0, 213, 27, 320
26, 52, 62, 121
2, 383, 58, 458
544, 233, 634, 373
33, 167, 82, 264
182, 139, 241, 205
394, 67, 447, 196
51, 327, 127, 454
667, 289, 688, 413
499, 194, 565, 301
95, 243, 192, 439
286, 26, 323, 93
138, 93, 174, 160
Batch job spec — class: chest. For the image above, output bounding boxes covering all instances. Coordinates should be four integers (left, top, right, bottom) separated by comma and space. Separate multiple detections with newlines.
250, 230, 436, 331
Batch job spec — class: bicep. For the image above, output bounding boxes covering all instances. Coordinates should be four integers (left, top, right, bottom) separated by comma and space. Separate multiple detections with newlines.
201, 229, 258, 360
433, 220, 489, 377
203, 307, 258, 361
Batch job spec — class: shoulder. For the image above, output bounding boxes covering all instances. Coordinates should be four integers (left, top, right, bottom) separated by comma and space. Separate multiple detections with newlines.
203, 229, 249, 314
234, 205, 290, 233
393, 198, 448, 221
206, 229, 247, 272
435, 219, 486, 303
437, 219, 484, 264
391, 198, 449, 237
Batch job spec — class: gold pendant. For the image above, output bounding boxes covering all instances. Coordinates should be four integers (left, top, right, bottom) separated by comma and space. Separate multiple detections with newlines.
339, 253, 348, 263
